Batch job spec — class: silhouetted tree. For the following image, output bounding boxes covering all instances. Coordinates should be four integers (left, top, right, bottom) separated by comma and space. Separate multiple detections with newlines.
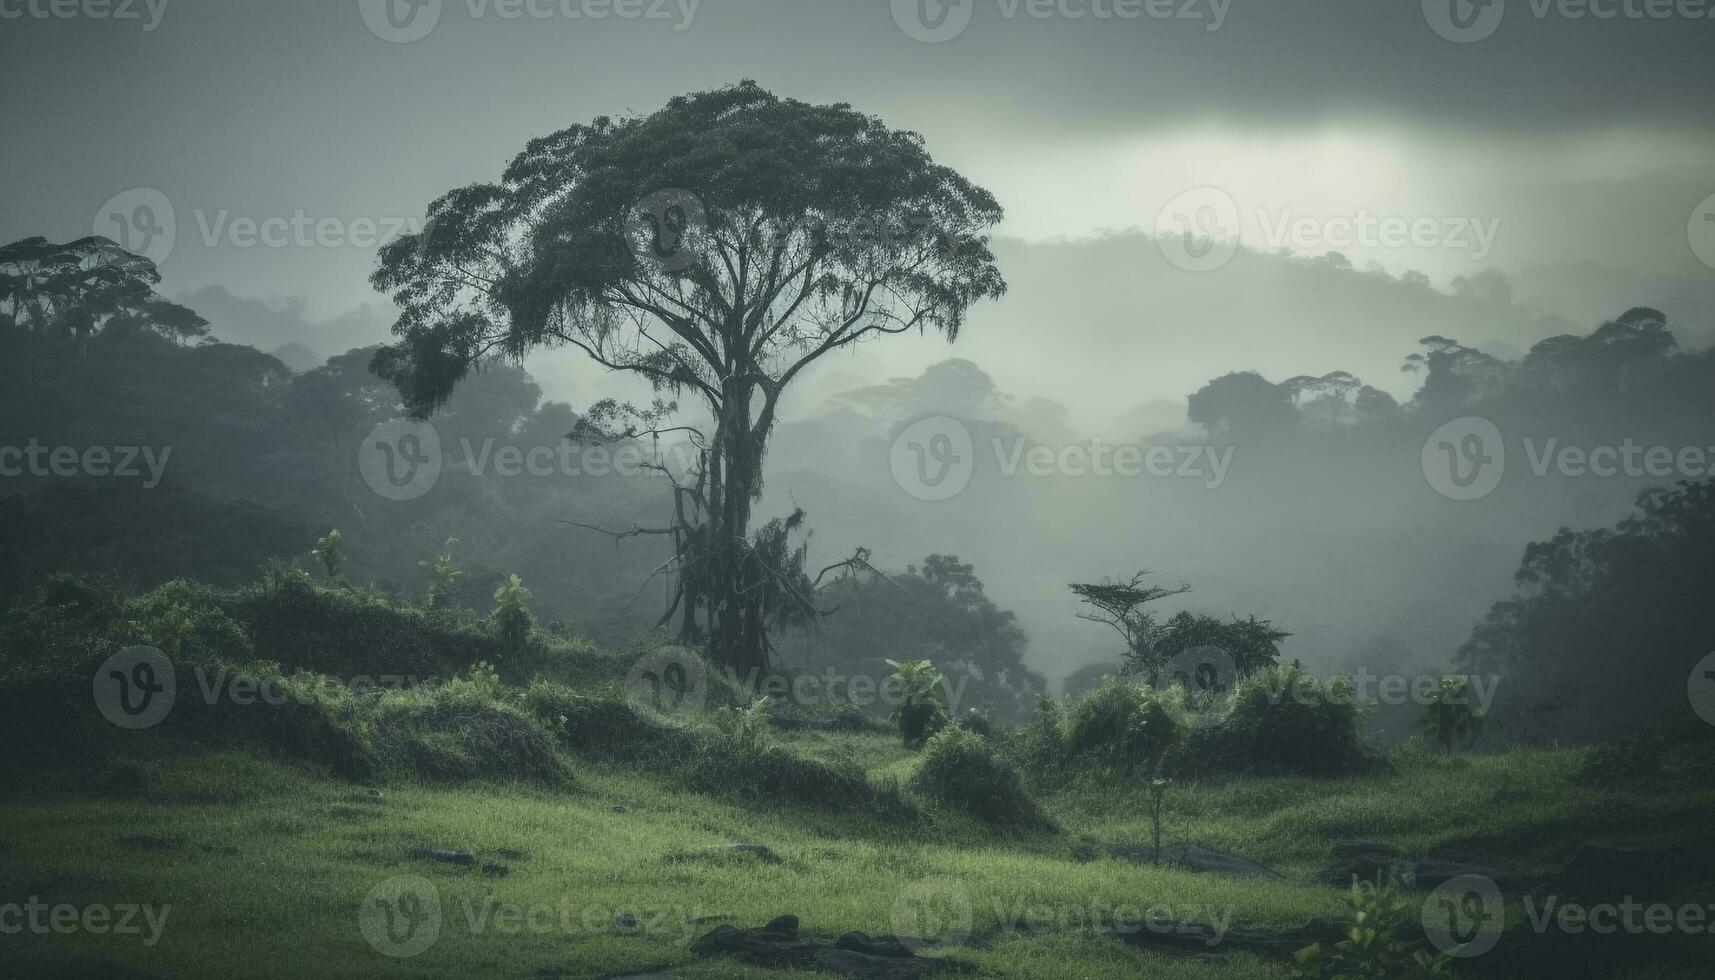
370, 81, 1006, 675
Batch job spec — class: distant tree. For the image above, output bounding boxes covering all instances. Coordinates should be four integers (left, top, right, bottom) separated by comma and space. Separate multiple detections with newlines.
0, 236, 207, 346
1139, 611, 1289, 686
370, 81, 1006, 676
1417, 676, 1485, 757
1068, 572, 1190, 685
1402, 335, 1511, 411
1457, 480, 1715, 738
1187, 371, 1296, 441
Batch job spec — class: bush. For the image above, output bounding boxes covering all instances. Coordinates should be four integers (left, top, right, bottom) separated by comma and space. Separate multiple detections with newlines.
911, 726, 1052, 829
1174, 662, 1378, 777
1062, 678, 1186, 774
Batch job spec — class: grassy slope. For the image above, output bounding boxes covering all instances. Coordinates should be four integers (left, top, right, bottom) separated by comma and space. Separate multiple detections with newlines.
5, 734, 1712, 980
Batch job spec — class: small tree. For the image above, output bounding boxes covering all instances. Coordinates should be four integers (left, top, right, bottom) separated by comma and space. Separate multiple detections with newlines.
886, 658, 948, 747
1418, 676, 1486, 757
310, 529, 343, 582
491, 573, 534, 652
1068, 573, 1189, 684
418, 537, 461, 610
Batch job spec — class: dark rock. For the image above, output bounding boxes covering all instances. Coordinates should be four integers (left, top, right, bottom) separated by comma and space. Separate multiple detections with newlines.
764, 914, 800, 935
1411, 859, 1525, 894
480, 862, 510, 878
691, 921, 954, 979
835, 931, 915, 958
116, 835, 178, 851
414, 848, 476, 865
1561, 842, 1702, 899
1107, 919, 1346, 957
1161, 843, 1288, 881
615, 912, 639, 931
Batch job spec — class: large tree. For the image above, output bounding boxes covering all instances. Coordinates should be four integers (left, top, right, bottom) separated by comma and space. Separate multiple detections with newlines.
0, 236, 207, 346
370, 82, 1006, 675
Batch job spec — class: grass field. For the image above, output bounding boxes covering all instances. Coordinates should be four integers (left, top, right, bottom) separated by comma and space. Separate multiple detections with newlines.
4, 730, 1712, 979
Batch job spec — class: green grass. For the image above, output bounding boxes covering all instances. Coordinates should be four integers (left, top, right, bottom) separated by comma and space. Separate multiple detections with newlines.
4, 732, 1712, 979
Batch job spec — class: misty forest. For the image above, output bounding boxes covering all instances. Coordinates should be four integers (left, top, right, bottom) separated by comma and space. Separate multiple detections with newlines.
3, 5, 1715, 979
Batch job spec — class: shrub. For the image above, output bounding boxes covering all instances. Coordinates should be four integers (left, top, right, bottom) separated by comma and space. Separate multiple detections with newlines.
1416, 675, 1486, 757
1062, 678, 1186, 773
1293, 872, 1459, 979
911, 726, 1052, 829
886, 658, 948, 747
490, 573, 534, 652
1174, 662, 1376, 777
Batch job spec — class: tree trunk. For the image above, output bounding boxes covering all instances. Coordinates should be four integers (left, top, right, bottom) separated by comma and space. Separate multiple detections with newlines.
703, 378, 771, 682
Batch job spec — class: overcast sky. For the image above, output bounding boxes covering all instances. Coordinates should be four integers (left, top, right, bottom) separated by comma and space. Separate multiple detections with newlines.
5, 0, 1713, 423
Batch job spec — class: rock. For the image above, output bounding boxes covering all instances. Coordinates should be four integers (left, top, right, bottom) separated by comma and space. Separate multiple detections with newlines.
1161, 843, 1288, 881
1107, 919, 1346, 958
835, 931, 914, 958
116, 835, 178, 851
415, 848, 476, 865
1410, 859, 1525, 894
764, 914, 800, 935
480, 862, 510, 878
1561, 842, 1698, 898
615, 912, 639, 931
691, 921, 951, 979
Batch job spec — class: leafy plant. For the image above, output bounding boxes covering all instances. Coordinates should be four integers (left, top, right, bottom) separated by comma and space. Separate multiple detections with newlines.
418, 538, 461, 610
1418, 675, 1486, 757
1293, 872, 1460, 979
885, 658, 948, 747
714, 696, 774, 754
490, 573, 534, 652
310, 529, 343, 581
